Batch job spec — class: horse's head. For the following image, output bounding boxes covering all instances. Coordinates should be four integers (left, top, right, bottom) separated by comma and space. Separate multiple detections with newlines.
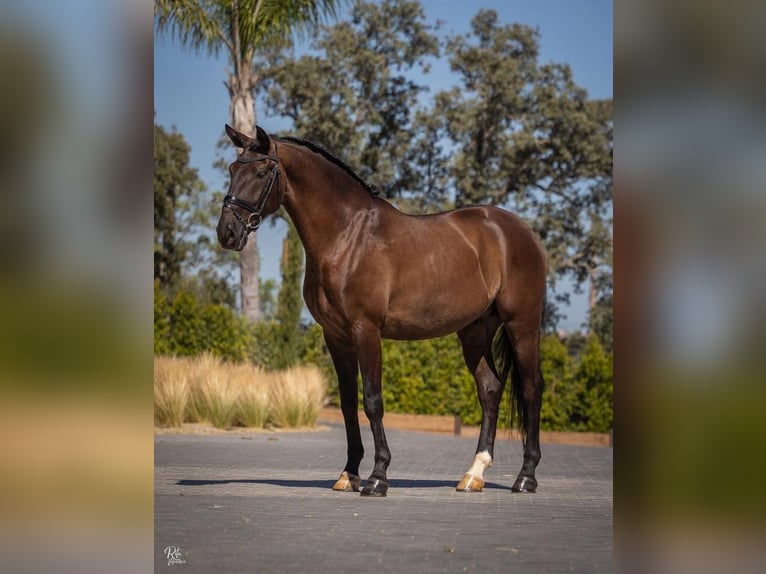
216, 125, 284, 251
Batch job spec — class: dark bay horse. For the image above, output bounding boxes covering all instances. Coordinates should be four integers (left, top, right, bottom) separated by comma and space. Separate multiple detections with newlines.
217, 125, 547, 497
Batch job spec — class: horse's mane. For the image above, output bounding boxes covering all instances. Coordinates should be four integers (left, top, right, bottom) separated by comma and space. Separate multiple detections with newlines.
278, 136, 379, 196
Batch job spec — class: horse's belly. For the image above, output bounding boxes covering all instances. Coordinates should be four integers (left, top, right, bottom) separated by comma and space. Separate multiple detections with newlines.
381, 289, 492, 340
380, 246, 498, 339
380, 316, 473, 340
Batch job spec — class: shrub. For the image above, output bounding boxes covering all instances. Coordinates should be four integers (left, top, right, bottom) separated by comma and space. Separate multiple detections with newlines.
225, 361, 270, 428
154, 355, 327, 429
380, 336, 479, 424
191, 354, 238, 428
167, 292, 206, 356
575, 334, 613, 432
199, 304, 255, 362
154, 356, 188, 427
199, 373, 238, 428
539, 334, 578, 431
155, 287, 256, 362
181, 353, 215, 423
235, 383, 270, 428
269, 366, 326, 428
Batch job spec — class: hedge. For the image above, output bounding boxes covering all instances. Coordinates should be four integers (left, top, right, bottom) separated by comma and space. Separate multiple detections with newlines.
155, 285, 613, 432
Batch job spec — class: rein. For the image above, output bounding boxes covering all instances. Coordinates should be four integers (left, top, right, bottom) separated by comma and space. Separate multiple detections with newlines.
223, 141, 283, 233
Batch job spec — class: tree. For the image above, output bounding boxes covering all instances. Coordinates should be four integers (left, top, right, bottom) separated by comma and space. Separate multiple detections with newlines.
273, 221, 304, 368
589, 292, 613, 353
154, 123, 205, 289
155, 0, 346, 322
155, 122, 237, 306
259, 278, 278, 320
258, 0, 439, 207
437, 11, 542, 208
438, 10, 613, 331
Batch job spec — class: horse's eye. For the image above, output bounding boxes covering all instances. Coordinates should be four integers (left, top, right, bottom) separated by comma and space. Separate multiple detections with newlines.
256, 171, 267, 178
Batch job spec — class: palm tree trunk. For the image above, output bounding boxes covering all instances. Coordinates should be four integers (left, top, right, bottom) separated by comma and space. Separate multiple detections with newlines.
228, 66, 261, 323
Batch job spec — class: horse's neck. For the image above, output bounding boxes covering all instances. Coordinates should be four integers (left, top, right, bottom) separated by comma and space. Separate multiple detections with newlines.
281, 144, 375, 262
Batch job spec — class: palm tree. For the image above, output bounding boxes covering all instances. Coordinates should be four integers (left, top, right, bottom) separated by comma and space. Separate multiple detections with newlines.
155, 0, 344, 322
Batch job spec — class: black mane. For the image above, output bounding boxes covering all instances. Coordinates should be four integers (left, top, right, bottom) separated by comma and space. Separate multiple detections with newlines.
279, 136, 379, 196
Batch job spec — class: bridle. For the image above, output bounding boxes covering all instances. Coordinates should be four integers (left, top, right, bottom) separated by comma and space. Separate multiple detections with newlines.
222, 141, 283, 234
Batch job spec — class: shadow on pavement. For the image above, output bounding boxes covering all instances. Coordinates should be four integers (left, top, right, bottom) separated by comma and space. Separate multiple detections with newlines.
177, 478, 514, 491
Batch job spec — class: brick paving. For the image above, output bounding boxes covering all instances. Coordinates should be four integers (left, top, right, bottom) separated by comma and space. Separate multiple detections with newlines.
155, 423, 612, 573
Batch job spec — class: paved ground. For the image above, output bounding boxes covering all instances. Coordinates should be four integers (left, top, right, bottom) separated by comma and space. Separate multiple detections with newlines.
155, 424, 612, 573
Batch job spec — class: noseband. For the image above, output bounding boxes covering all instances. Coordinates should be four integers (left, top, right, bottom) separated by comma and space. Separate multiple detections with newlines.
223, 142, 283, 233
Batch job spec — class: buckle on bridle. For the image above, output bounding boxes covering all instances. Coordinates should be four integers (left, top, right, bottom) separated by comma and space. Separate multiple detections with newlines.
246, 212, 262, 231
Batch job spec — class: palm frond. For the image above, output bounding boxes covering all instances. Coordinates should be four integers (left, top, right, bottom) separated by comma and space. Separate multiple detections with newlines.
240, 0, 344, 55
155, 0, 232, 56
155, 0, 345, 62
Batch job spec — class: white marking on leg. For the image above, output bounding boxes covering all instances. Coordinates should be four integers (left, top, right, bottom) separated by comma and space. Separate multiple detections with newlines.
466, 450, 492, 479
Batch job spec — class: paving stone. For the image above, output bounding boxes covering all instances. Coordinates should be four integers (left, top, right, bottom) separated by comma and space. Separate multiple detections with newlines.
155, 423, 612, 573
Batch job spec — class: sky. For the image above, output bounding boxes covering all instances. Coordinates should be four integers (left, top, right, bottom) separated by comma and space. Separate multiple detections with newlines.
154, 0, 613, 331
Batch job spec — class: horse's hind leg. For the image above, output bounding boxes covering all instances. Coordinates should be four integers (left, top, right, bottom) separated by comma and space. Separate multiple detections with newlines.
505, 318, 545, 493
455, 314, 504, 492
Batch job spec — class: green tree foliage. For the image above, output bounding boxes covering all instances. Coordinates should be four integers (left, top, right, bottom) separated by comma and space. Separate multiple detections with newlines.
589, 292, 613, 353
273, 221, 304, 369
437, 11, 542, 208
259, 0, 439, 206
154, 123, 203, 288
380, 336, 479, 423
154, 122, 237, 306
574, 333, 613, 432
259, 278, 278, 320
154, 281, 172, 356
154, 283, 254, 362
539, 334, 577, 430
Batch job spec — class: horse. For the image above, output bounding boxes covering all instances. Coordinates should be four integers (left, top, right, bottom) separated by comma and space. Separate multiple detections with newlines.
217, 125, 547, 497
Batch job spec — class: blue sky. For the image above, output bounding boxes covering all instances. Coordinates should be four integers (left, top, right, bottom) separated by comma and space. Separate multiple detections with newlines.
154, 0, 613, 331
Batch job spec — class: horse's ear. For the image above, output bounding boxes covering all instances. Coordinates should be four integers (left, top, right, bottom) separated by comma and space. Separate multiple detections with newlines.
252, 125, 271, 154
225, 124, 249, 149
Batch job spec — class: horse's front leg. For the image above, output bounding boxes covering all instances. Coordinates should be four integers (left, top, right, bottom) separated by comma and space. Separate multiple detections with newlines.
325, 334, 364, 492
354, 326, 391, 497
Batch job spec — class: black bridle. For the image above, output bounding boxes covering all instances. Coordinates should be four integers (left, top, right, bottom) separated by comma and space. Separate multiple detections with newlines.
223, 142, 283, 233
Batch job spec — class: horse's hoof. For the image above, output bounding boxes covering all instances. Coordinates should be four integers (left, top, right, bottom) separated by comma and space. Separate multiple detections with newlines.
511, 475, 537, 493
456, 473, 484, 492
360, 478, 389, 497
332, 471, 361, 492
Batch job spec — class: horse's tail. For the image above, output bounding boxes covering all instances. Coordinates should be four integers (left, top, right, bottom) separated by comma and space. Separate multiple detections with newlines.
492, 326, 525, 438
492, 287, 547, 440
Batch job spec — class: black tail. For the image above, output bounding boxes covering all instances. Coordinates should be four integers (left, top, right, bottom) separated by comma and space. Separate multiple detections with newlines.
491, 326, 525, 439
491, 288, 547, 441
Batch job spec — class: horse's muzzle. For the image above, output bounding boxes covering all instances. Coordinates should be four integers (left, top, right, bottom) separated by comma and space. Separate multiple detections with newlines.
217, 220, 248, 251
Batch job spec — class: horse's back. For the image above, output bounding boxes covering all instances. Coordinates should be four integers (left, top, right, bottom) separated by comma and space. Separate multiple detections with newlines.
373, 204, 546, 338
424, 205, 547, 277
